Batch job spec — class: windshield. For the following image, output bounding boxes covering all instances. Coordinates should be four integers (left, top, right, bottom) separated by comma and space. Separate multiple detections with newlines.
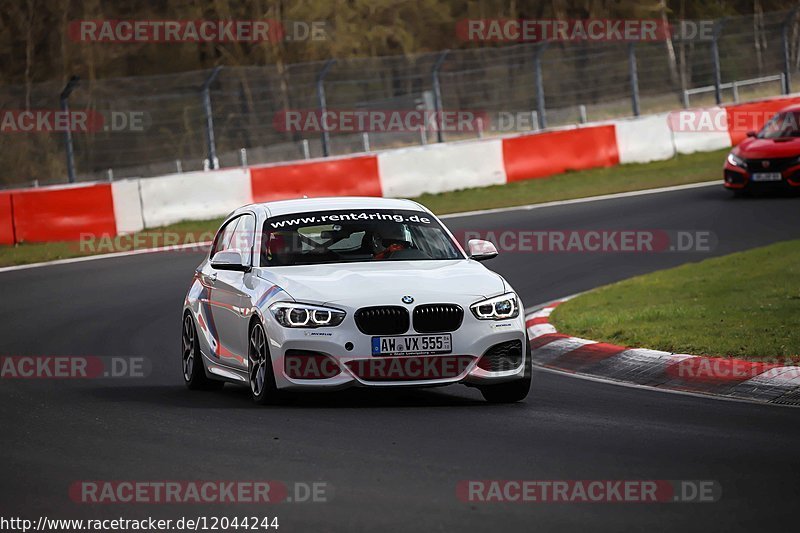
260, 209, 463, 266
758, 111, 800, 139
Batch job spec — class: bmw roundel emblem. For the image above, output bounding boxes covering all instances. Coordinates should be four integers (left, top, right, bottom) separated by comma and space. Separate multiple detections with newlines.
402, 295, 414, 304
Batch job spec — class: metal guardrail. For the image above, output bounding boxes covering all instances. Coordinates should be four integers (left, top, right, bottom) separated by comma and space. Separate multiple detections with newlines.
682, 74, 786, 108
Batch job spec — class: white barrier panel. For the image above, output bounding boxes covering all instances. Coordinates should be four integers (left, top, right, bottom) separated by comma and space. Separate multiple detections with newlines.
111, 179, 145, 234
669, 107, 732, 154
139, 168, 253, 228
614, 113, 676, 164
377, 139, 507, 198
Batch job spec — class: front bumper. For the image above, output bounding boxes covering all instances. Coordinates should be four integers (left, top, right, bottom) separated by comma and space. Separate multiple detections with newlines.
264, 311, 527, 390
723, 161, 800, 190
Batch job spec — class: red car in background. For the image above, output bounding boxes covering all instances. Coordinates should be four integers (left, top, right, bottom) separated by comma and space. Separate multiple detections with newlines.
724, 105, 800, 194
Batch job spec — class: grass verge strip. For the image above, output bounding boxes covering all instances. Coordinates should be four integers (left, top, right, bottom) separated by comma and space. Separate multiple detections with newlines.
550, 240, 800, 362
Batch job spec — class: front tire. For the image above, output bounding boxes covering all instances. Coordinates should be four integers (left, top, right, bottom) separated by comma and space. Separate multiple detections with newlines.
479, 335, 532, 403
248, 321, 279, 405
182, 313, 223, 390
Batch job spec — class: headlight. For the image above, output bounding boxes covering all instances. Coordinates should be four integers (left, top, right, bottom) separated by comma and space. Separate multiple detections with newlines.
727, 153, 745, 167
269, 302, 346, 328
470, 293, 520, 320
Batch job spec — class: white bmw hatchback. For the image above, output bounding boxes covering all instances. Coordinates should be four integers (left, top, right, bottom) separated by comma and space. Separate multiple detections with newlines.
182, 197, 530, 404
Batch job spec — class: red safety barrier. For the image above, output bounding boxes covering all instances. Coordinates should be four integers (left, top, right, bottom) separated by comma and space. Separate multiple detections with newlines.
0, 192, 14, 245
502, 125, 620, 182
250, 155, 382, 203
11, 183, 117, 243
726, 96, 800, 145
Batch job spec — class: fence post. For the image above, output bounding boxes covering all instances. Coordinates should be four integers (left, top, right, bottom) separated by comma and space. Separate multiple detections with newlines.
201, 66, 222, 170
628, 43, 641, 117
711, 20, 725, 105
782, 9, 798, 94
431, 50, 450, 143
59, 75, 80, 184
316, 59, 336, 157
578, 105, 587, 124
533, 42, 548, 129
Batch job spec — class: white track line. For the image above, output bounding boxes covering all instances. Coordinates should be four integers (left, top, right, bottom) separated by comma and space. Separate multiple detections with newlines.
440, 180, 721, 219
0, 241, 212, 274
0, 180, 721, 274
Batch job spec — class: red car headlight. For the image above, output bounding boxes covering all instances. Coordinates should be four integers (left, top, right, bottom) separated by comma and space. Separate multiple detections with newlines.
727, 153, 746, 168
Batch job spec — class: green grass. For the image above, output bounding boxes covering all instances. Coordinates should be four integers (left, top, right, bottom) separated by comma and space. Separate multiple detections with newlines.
550, 240, 800, 362
0, 148, 726, 267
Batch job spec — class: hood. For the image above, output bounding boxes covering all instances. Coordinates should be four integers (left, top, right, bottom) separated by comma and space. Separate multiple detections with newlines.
258, 260, 507, 307
735, 136, 800, 159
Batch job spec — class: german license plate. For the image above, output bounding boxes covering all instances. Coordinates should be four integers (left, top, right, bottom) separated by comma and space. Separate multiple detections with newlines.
371, 334, 452, 356
751, 172, 782, 182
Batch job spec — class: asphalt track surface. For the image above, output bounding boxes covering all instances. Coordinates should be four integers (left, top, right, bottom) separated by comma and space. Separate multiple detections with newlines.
1, 183, 799, 532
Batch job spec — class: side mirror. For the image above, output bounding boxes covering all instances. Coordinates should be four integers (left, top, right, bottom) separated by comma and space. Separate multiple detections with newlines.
746, 130, 757, 138
467, 239, 499, 262
210, 250, 250, 272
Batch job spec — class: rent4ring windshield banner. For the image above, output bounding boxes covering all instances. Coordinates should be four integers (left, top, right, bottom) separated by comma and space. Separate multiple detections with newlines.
266, 209, 435, 229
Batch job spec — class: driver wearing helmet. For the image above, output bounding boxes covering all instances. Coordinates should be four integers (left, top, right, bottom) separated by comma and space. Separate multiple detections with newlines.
371, 224, 410, 260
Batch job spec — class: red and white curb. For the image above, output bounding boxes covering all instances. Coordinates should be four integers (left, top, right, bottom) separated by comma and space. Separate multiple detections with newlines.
525, 299, 800, 406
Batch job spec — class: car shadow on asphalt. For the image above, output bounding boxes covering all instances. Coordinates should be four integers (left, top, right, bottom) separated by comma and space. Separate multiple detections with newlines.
85, 383, 491, 409
726, 189, 800, 200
